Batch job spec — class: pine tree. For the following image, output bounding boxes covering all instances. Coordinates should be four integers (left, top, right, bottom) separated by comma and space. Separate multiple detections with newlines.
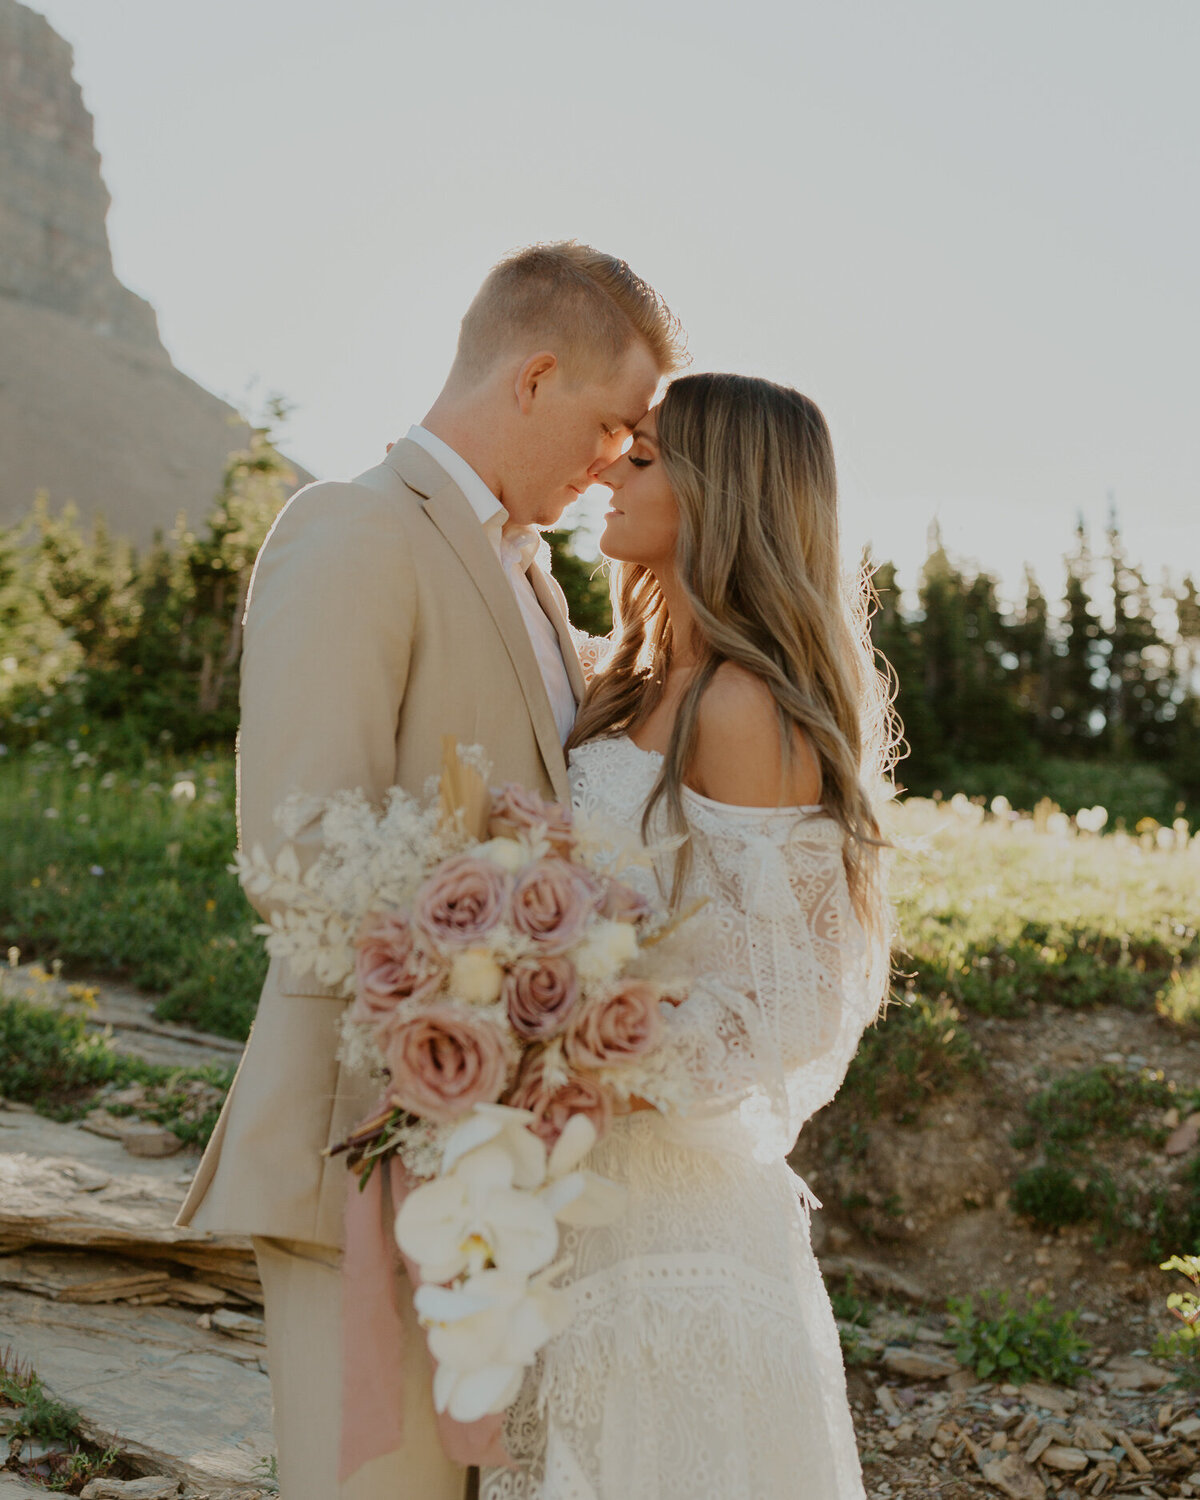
1048, 520, 1106, 752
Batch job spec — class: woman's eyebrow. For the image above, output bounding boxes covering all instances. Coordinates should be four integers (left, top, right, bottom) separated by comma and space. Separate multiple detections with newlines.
630, 427, 659, 446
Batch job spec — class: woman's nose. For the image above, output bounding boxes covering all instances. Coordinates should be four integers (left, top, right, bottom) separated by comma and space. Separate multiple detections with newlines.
595, 455, 623, 488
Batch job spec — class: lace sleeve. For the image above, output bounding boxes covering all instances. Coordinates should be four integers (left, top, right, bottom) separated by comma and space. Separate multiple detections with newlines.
641, 813, 883, 1152
569, 627, 614, 682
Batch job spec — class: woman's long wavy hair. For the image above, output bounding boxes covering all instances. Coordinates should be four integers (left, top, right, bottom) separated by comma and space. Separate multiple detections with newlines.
566, 372, 900, 951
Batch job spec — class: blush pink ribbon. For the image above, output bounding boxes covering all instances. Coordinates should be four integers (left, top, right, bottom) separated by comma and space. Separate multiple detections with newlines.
338, 1151, 511, 1484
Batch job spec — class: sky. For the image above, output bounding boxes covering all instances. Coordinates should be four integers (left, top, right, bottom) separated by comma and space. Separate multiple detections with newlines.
30, 0, 1200, 604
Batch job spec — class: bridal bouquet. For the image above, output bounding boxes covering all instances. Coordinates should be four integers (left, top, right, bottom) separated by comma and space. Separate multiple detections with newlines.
233, 741, 689, 1424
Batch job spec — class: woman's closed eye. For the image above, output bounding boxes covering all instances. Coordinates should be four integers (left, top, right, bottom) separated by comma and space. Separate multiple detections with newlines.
628, 455, 653, 469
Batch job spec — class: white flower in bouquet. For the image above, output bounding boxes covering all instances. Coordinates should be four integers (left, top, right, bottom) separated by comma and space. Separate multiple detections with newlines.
402, 1106, 627, 1422
396, 1141, 560, 1283
476, 836, 535, 874
571, 918, 640, 984
416, 1264, 572, 1422
448, 948, 506, 1006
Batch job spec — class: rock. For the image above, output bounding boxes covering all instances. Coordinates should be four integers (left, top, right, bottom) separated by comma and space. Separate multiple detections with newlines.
0, 1110, 248, 1262
81, 1108, 129, 1141
210, 1307, 267, 1345
0, 6, 313, 546
1073, 1419, 1111, 1450
81, 1481, 181, 1499
819, 1254, 929, 1306
114, 1121, 184, 1159
1100, 1355, 1172, 1391
0, 1248, 171, 1302
0, 1475, 59, 1498
1026, 1429, 1055, 1464
1021, 1382, 1078, 1413
1115, 1428, 1153, 1473
981, 1451, 1048, 1499
1039, 1444, 1089, 1472
881, 1345, 959, 1380
1165, 1113, 1200, 1156
2, 1288, 273, 1490
1173, 1417, 1200, 1440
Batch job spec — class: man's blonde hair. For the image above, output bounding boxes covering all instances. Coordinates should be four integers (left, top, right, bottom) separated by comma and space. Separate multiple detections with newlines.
452, 241, 686, 386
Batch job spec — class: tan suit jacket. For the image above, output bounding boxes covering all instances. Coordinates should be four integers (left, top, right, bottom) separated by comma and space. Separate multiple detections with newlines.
176, 439, 586, 1247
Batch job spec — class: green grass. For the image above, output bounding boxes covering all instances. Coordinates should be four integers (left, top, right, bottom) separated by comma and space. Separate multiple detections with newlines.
1, 742, 1197, 1068
1008, 1062, 1200, 1259
0, 743, 263, 1038
840, 992, 984, 1123
1, 989, 233, 1148
1026, 1063, 1182, 1148
1, 1344, 127, 1492
890, 800, 1200, 1024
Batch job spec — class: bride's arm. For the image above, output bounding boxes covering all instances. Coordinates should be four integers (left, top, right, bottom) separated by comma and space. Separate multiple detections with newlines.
637, 669, 880, 1122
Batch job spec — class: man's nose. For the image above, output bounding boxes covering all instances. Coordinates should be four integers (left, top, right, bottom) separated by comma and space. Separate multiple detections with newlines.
595, 457, 622, 488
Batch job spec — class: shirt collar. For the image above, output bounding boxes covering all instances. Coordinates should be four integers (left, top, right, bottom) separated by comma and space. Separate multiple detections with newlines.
406, 424, 541, 573
405, 425, 506, 530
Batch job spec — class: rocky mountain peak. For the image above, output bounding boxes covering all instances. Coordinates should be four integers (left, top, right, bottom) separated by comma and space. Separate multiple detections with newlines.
0, 0, 163, 351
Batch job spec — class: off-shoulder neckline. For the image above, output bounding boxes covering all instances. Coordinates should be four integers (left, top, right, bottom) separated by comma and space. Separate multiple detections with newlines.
594, 736, 827, 817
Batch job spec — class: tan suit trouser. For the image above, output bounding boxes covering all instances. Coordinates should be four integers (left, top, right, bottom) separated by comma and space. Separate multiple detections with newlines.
252, 1236, 472, 1500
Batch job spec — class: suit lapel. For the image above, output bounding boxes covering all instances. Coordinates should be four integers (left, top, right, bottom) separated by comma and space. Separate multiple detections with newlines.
385, 441, 570, 804
529, 562, 586, 704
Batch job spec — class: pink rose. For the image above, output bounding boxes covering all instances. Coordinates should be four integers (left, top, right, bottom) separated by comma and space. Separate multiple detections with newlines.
511, 858, 598, 954
488, 783, 575, 855
384, 1004, 511, 1123
413, 855, 511, 951
598, 876, 651, 925
563, 981, 664, 1070
504, 1049, 613, 1149
503, 957, 579, 1040
350, 911, 447, 1035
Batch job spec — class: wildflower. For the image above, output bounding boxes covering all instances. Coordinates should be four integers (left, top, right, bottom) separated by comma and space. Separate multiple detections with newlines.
89, 866, 105, 877
205, 898, 216, 912
43, 807, 59, 819
171, 780, 197, 805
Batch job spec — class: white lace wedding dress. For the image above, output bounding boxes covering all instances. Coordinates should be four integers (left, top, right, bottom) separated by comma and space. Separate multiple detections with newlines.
480, 734, 887, 1500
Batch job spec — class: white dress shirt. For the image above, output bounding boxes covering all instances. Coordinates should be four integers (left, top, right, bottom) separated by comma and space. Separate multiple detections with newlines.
405, 425, 577, 743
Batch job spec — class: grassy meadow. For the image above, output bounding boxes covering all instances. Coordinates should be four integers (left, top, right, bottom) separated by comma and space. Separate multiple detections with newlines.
2, 742, 1199, 1181
2, 742, 1197, 1050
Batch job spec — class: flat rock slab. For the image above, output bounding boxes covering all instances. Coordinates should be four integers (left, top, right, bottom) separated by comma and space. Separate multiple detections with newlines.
0, 1475, 57, 1498
0, 1248, 248, 1310
0, 1109, 246, 1261
2, 1290, 273, 1492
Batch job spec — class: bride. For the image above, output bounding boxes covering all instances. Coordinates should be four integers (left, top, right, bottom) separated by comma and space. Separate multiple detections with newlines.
481, 372, 898, 1500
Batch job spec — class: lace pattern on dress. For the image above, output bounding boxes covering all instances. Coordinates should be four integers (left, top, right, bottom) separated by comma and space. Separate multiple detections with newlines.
481, 736, 884, 1500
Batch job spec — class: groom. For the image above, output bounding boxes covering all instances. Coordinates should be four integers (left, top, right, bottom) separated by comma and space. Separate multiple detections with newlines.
175, 243, 683, 1500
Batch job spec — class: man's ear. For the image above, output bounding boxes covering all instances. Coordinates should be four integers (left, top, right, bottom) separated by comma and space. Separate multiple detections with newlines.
515, 351, 559, 414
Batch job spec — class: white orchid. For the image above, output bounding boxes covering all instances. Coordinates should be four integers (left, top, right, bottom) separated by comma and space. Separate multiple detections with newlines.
414, 1263, 573, 1422
394, 1141, 560, 1284
441, 1103, 547, 1182
537, 1113, 628, 1228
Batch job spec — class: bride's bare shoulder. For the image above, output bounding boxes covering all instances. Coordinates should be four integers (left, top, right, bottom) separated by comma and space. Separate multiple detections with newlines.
690, 663, 822, 807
